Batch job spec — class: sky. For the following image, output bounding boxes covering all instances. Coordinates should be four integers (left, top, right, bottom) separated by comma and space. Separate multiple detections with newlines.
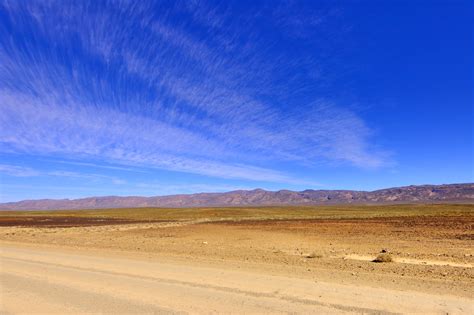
0, 0, 472, 202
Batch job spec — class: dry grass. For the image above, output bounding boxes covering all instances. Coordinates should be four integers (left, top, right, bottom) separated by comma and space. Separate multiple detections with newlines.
373, 253, 393, 263
306, 252, 323, 259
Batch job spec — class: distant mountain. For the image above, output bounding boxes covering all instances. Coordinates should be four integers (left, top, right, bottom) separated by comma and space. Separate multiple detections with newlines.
1, 183, 473, 211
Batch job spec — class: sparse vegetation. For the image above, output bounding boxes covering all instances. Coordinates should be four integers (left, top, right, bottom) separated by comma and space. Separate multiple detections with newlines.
306, 252, 323, 259
0, 204, 472, 226
373, 253, 393, 263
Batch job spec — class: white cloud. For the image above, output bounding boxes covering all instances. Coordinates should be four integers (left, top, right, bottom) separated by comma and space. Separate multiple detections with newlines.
0, 1, 390, 188
0, 92, 315, 184
0, 164, 40, 177
0, 163, 125, 184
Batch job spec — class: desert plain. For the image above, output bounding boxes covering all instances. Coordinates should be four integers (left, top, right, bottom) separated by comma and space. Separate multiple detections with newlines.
1, 204, 473, 314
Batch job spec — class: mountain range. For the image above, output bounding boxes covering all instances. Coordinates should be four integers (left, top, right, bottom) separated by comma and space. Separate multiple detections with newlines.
0, 183, 473, 211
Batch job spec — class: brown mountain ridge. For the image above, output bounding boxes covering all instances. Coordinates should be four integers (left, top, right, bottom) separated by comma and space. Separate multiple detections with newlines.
1, 183, 473, 211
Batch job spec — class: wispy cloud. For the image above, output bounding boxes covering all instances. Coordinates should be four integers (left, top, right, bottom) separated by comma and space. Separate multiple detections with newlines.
0, 93, 314, 184
51, 160, 147, 173
133, 182, 254, 196
0, 163, 126, 184
0, 1, 390, 188
0, 164, 40, 177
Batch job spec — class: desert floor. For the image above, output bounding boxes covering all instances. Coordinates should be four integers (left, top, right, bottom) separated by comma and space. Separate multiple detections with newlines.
0, 204, 473, 314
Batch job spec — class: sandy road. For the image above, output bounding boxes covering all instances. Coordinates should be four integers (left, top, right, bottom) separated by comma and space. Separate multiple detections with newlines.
0, 244, 472, 314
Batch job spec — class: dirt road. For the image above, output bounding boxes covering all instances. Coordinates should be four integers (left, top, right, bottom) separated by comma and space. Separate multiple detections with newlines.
1, 244, 472, 314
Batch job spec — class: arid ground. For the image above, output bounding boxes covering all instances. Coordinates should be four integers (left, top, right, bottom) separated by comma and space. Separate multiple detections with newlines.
1, 204, 473, 314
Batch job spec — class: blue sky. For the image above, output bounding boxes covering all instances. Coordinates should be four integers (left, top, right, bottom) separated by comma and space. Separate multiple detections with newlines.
0, 1, 472, 202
